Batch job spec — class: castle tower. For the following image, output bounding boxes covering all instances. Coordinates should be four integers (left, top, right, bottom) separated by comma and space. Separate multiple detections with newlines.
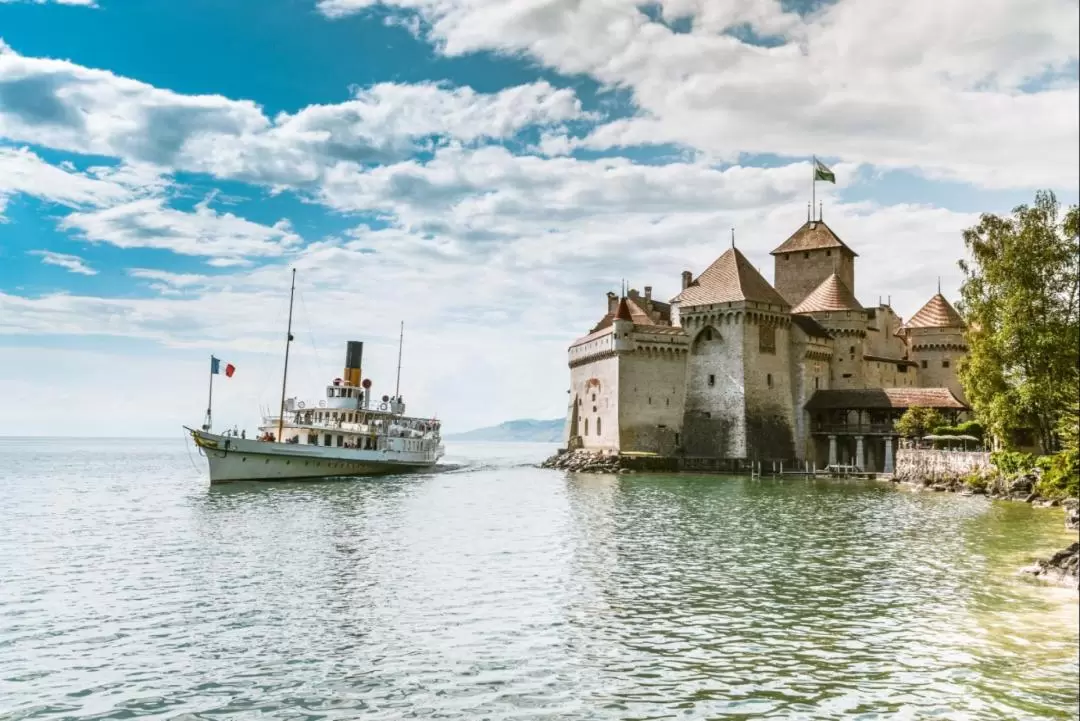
770, 220, 858, 308
671, 246, 794, 462
566, 290, 686, 455
792, 273, 868, 390
901, 293, 967, 401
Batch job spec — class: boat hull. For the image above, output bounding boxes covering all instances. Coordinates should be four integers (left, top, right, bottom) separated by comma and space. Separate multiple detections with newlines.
187, 428, 440, 483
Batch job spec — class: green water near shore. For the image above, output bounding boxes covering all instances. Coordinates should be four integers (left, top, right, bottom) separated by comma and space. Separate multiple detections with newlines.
0, 439, 1076, 719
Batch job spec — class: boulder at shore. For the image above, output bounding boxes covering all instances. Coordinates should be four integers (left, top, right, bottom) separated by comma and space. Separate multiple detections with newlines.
540, 449, 625, 474
1021, 542, 1080, 590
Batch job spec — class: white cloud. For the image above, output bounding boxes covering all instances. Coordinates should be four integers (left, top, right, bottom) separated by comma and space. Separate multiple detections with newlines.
28, 250, 97, 275
0, 155, 985, 433
317, 0, 1080, 190
59, 195, 303, 259
0, 145, 152, 217
0, 41, 585, 187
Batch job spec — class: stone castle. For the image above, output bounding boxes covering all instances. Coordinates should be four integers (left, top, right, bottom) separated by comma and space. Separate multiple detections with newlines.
563, 213, 969, 473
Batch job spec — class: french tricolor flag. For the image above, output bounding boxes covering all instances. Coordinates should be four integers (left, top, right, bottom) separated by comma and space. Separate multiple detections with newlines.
210, 356, 236, 378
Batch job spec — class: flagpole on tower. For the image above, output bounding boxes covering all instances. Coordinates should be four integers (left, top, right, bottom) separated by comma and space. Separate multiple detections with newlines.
811, 155, 816, 223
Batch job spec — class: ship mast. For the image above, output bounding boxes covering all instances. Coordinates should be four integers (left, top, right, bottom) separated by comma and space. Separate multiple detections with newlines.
277, 268, 296, 442
394, 320, 404, 398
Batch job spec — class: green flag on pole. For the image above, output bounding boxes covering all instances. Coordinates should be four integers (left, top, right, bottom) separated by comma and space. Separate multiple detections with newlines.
813, 158, 836, 184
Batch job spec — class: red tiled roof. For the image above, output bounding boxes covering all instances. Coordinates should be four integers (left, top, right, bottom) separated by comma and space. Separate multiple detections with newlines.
805, 387, 968, 411
791, 274, 863, 314
671, 247, 788, 308
770, 220, 858, 256
590, 296, 661, 333
903, 294, 964, 329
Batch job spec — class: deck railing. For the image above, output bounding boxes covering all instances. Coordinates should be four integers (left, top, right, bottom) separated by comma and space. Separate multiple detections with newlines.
811, 422, 896, 435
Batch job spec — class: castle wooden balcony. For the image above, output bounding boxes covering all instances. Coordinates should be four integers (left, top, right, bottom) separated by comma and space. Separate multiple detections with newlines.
811, 422, 896, 436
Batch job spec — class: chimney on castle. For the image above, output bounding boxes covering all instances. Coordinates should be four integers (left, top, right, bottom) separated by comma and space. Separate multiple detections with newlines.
606, 291, 618, 314
644, 286, 652, 301
681, 271, 692, 289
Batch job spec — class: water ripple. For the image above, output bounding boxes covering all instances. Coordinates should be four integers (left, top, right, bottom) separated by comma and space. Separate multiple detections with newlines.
0, 438, 1076, 720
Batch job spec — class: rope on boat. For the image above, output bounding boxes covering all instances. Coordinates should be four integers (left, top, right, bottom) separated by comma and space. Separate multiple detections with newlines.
182, 431, 203, 476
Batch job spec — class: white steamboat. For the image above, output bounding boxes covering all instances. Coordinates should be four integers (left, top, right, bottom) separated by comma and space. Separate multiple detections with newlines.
187, 270, 443, 484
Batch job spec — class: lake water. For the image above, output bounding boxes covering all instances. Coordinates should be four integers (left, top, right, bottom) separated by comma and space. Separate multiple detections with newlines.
1, 437, 1077, 720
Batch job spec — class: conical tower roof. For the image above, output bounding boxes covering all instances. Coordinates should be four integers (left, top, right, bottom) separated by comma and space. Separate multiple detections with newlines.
791, 273, 863, 314
671, 247, 788, 307
614, 296, 633, 321
770, 220, 858, 256
904, 293, 964, 329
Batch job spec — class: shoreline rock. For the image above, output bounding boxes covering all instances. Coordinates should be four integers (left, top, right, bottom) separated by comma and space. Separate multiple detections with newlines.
893, 475, 1079, 529
540, 449, 628, 474
1021, 542, 1080, 589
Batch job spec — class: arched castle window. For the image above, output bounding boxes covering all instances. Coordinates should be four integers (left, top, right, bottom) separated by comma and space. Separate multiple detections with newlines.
692, 327, 719, 355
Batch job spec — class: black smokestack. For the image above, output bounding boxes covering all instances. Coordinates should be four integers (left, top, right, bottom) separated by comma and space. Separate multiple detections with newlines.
345, 341, 363, 370
344, 341, 363, 386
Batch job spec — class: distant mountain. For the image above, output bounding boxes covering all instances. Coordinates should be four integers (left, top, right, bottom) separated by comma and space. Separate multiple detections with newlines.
445, 418, 565, 443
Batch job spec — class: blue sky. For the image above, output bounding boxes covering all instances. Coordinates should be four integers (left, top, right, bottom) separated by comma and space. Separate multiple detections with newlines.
1, 0, 1077, 435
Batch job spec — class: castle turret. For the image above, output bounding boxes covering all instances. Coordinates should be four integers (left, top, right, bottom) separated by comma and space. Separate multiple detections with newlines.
792, 273, 867, 389
771, 220, 857, 308
612, 296, 635, 352
901, 293, 967, 401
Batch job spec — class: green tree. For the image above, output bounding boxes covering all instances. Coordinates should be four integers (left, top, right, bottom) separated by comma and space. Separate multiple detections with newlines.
895, 407, 945, 439
958, 191, 1079, 453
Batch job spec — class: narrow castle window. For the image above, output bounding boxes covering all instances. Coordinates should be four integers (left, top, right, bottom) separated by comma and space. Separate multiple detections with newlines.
921, 360, 928, 369
826, 250, 832, 257
767, 373, 773, 387
814, 377, 820, 389
708, 374, 716, 387
784, 254, 790, 261
584, 418, 589, 435
804, 252, 810, 259
596, 417, 601, 435
759, 324, 776, 354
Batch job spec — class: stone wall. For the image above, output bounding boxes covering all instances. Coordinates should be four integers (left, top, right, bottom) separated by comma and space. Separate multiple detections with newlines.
742, 313, 795, 461
894, 449, 992, 482
618, 347, 686, 454
682, 315, 745, 458
863, 357, 918, 389
567, 351, 620, 452
864, 305, 907, 358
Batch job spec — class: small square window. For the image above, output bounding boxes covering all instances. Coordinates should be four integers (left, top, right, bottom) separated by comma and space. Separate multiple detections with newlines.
942, 360, 950, 368
826, 250, 832, 257
804, 252, 810, 259
921, 360, 928, 369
